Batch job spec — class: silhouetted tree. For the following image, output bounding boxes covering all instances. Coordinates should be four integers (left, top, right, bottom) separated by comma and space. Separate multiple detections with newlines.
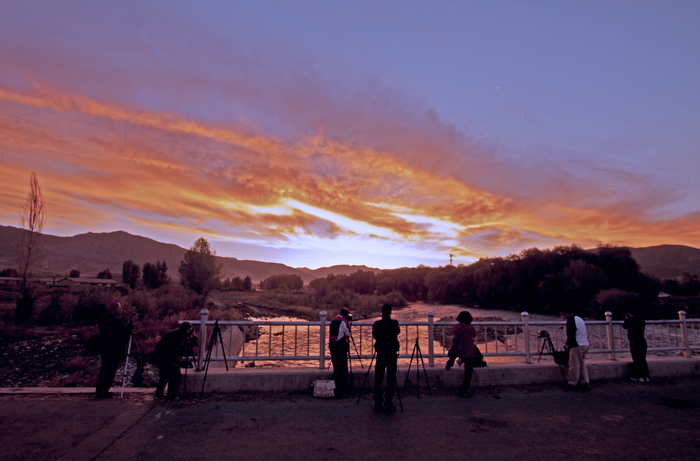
345, 270, 375, 295
664, 273, 700, 296
97, 269, 112, 279
596, 244, 640, 290
375, 273, 396, 295
260, 274, 303, 290
142, 260, 169, 289
122, 260, 140, 289
595, 289, 646, 319
0, 268, 19, 277
178, 238, 222, 295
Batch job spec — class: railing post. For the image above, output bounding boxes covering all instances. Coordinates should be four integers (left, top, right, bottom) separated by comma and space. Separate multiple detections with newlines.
428, 312, 435, 367
522, 312, 530, 364
605, 311, 615, 360
198, 309, 208, 371
319, 311, 327, 370
679, 310, 689, 358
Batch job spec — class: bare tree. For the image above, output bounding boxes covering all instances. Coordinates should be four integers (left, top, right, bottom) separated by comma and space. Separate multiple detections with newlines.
17, 172, 46, 294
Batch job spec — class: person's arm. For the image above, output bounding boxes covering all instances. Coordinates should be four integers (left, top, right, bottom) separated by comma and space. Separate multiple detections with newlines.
339, 321, 351, 339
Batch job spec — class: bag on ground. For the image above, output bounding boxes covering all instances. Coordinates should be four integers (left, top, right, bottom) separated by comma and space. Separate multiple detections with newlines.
312, 380, 336, 398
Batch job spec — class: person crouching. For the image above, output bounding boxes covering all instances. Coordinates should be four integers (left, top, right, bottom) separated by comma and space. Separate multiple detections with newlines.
154, 322, 197, 401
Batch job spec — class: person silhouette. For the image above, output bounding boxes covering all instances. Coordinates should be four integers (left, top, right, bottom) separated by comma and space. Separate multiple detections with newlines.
623, 310, 650, 382
328, 307, 352, 398
95, 301, 132, 399
446, 311, 479, 398
372, 304, 400, 413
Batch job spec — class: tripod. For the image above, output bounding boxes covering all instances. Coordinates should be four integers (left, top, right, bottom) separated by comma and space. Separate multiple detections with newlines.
403, 339, 432, 398
181, 345, 198, 400
537, 330, 568, 381
350, 336, 363, 369
347, 349, 355, 395
537, 330, 556, 362
199, 321, 228, 399
120, 326, 144, 400
356, 350, 403, 412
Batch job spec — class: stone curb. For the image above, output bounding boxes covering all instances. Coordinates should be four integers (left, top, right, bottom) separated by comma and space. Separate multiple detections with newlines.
3, 357, 698, 395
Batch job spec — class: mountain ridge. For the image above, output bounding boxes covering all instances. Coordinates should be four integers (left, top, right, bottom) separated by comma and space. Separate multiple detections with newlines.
0, 225, 380, 284
1, 225, 698, 283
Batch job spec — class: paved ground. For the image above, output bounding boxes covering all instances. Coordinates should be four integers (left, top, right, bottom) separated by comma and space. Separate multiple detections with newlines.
2, 377, 700, 461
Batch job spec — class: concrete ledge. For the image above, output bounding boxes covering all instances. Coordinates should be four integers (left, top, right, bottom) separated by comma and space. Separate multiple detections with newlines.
2, 357, 698, 395
187, 356, 700, 394
0, 387, 156, 395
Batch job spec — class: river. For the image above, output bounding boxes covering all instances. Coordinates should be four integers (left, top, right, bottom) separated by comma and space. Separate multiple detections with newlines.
228, 303, 564, 368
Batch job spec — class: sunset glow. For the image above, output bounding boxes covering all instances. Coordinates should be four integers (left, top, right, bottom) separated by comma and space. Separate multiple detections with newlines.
1, 2, 699, 269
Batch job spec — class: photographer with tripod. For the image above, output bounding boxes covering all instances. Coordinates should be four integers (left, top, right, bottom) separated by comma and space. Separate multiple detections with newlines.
372, 304, 400, 414
154, 322, 198, 402
95, 301, 132, 400
328, 308, 353, 398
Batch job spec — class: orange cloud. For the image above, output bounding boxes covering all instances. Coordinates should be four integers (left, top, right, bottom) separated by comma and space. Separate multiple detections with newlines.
1, 81, 698, 267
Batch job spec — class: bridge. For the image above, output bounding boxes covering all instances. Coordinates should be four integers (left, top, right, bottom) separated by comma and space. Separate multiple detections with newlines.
181, 309, 700, 393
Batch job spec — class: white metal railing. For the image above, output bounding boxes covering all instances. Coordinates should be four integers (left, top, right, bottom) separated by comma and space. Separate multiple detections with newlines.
184, 310, 700, 370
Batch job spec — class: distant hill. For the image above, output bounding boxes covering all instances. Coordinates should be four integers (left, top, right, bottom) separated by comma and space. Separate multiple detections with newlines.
1, 225, 697, 283
0, 225, 380, 284
628, 245, 700, 280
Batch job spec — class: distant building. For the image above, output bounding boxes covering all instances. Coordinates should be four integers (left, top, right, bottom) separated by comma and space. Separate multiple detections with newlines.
1, 276, 127, 293
47, 277, 122, 292
0, 277, 21, 287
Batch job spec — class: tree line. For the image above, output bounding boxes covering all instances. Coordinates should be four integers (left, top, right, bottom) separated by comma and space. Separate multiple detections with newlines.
282, 244, 696, 319
175, 239, 698, 319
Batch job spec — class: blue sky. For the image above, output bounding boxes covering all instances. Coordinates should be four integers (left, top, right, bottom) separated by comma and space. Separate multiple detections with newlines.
1, 1, 699, 269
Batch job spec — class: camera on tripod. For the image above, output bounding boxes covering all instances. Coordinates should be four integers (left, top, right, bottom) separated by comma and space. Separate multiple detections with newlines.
538, 330, 550, 339
183, 329, 198, 348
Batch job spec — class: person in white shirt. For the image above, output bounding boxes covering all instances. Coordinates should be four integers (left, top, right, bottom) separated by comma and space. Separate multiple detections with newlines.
561, 308, 591, 390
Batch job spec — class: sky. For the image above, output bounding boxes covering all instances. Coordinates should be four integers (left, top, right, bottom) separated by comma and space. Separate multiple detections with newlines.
1, 1, 699, 270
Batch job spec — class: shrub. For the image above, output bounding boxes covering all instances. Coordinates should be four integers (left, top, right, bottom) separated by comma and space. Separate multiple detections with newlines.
126, 289, 157, 319
155, 285, 197, 317
73, 288, 119, 322
15, 295, 35, 322
38, 291, 73, 325
381, 291, 408, 308
323, 289, 354, 310
259, 274, 303, 290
